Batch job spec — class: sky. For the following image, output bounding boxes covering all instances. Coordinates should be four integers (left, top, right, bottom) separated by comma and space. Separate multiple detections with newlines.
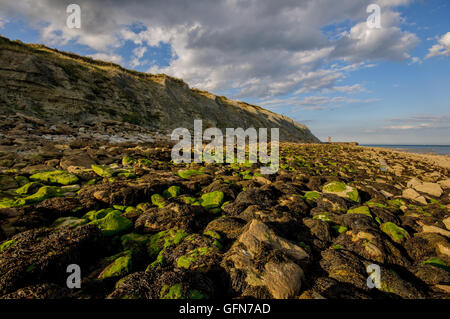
0, 0, 449, 144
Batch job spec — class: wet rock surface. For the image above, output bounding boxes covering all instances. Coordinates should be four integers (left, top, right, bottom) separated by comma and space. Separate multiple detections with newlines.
0, 133, 449, 299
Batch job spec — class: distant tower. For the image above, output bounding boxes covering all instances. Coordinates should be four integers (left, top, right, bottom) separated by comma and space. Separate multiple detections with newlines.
328, 136, 331, 143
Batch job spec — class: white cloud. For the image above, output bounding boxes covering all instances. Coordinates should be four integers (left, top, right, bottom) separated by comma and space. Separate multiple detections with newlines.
382, 114, 450, 130
130, 46, 148, 67
87, 53, 123, 64
426, 32, 450, 58
408, 56, 422, 65
330, 10, 419, 62
0, 0, 419, 102
260, 95, 378, 110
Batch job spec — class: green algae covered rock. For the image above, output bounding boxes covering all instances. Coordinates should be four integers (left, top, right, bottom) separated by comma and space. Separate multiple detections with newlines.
304, 191, 320, 202
347, 206, 372, 218
388, 199, 405, 208
122, 156, 137, 166
366, 201, 387, 208
0, 197, 18, 209
200, 191, 224, 210
177, 169, 204, 179
160, 284, 207, 299
176, 246, 214, 269
422, 257, 450, 272
83, 208, 116, 221
91, 164, 116, 178
30, 170, 79, 185
322, 181, 360, 202
203, 230, 223, 250
98, 251, 133, 279
312, 212, 331, 222
15, 186, 64, 206
181, 196, 200, 206
117, 171, 137, 179
137, 158, 152, 167
380, 222, 410, 244
89, 210, 133, 236
331, 225, 348, 234
163, 186, 181, 198
151, 194, 167, 208
0, 239, 17, 252
147, 229, 188, 259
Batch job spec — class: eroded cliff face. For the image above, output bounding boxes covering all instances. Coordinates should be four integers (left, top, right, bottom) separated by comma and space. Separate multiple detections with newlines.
0, 36, 320, 143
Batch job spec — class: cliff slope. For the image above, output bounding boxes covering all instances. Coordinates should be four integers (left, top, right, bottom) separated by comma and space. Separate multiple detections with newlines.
0, 36, 319, 143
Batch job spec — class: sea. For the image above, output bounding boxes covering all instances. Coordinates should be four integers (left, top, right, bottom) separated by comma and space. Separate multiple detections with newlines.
361, 145, 450, 156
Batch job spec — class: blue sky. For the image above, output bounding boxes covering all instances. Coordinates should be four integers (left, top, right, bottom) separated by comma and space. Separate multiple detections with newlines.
0, 0, 449, 144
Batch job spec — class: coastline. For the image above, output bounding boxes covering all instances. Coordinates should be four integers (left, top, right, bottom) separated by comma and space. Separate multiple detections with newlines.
361, 144, 450, 156
360, 145, 450, 170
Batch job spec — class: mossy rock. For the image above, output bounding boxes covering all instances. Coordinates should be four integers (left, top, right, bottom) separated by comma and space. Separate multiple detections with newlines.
151, 194, 167, 208
331, 225, 348, 234
53, 216, 88, 228
83, 208, 115, 221
304, 191, 320, 202
117, 171, 137, 179
176, 246, 215, 270
30, 170, 79, 185
0, 197, 18, 208
61, 184, 81, 192
137, 158, 152, 167
160, 284, 207, 299
422, 257, 450, 272
203, 230, 223, 250
14, 186, 64, 206
122, 156, 137, 166
312, 213, 331, 222
112, 205, 127, 211
177, 169, 204, 179
322, 181, 360, 202
0, 239, 17, 252
366, 201, 387, 208
147, 229, 188, 259
91, 164, 116, 178
89, 210, 133, 236
200, 191, 224, 210
181, 196, 200, 206
163, 186, 181, 198
388, 199, 405, 208
159, 283, 183, 299
347, 206, 372, 218
98, 251, 133, 279
380, 222, 409, 244
136, 202, 152, 211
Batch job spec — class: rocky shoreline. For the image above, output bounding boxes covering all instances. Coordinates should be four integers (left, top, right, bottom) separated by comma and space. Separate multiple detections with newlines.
0, 120, 449, 299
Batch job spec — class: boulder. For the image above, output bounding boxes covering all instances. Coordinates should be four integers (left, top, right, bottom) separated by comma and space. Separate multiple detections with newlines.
222, 219, 309, 298
402, 188, 427, 205
414, 182, 443, 197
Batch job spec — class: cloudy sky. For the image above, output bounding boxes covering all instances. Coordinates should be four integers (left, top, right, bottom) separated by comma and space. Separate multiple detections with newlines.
0, 0, 449, 144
